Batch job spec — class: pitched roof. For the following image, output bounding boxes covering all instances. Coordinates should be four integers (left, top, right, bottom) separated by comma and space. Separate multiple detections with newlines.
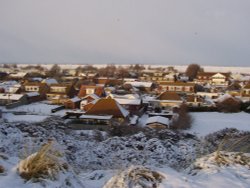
24, 82, 47, 87
186, 95, 204, 103
124, 81, 153, 88
244, 82, 250, 89
78, 85, 104, 98
85, 98, 129, 118
157, 92, 182, 101
146, 116, 170, 127
158, 81, 195, 86
0, 93, 25, 100
197, 72, 230, 78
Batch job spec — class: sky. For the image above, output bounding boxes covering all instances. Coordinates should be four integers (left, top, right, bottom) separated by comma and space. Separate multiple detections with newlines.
0, 0, 250, 66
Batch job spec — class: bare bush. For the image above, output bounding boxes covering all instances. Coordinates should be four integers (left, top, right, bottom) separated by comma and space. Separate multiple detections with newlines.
217, 97, 241, 113
172, 104, 193, 129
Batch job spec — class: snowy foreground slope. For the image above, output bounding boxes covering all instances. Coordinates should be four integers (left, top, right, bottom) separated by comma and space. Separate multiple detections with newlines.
0, 117, 249, 188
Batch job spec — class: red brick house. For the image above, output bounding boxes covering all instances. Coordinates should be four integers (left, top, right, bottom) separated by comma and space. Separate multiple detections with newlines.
158, 81, 195, 93
85, 97, 129, 121
78, 85, 105, 98
64, 97, 81, 109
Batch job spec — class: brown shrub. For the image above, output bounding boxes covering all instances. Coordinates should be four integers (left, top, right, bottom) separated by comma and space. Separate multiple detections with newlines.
172, 104, 193, 130
217, 97, 241, 113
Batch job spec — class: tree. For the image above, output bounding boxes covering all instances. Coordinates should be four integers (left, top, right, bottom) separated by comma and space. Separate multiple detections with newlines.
185, 64, 202, 81
48, 64, 61, 77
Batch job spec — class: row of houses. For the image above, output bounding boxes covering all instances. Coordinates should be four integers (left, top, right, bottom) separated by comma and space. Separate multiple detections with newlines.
1, 66, 250, 129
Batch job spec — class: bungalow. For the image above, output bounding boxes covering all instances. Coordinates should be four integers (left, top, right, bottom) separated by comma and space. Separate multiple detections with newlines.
110, 94, 143, 114
85, 97, 129, 123
241, 82, 250, 101
78, 85, 105, 98
46, 83, 76, 104
9, 72, 28, 80
78, 114, 113, 126
80, 94, 100, 111
124, 81, 154, 92
156, 92, 183, 108
64, 97, 81, 109
0, 93, 28, 108
96, 77, 123, 86
184, 94, 204, 107
158, 81, 195, 93
0, 81, 22, 94
146, 116, 171, 129
26, 92, 41, 103
23, 82, 49, 99
41, 78, 58, 85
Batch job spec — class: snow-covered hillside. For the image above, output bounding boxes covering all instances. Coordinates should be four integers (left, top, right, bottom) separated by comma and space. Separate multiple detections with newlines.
0, 113, 249, 187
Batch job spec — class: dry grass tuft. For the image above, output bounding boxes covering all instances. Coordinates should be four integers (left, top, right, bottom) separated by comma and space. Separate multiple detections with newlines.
17, 141, 68, 182
215, 135, 250, 166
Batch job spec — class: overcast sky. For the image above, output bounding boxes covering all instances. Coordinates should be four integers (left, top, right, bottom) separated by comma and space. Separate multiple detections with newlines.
0, 0, 250, 66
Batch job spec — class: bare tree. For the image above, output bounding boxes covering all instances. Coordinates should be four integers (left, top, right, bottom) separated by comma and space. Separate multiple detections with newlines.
172, 104, 193, 129
185, 64, 202, 81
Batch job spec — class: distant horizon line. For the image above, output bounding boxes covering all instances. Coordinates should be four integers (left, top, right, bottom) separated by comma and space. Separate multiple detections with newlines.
1, 62, 250, 68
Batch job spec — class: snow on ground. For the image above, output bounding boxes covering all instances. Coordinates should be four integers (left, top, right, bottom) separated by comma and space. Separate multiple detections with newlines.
189, 112, 250, 137
2, 113, 48, 123
0, 102, 71, 122
3, 102, 60, 116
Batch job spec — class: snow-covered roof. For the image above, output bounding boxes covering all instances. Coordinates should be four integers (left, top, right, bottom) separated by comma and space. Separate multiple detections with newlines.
9, 72, 27, 78
26, 92, 40, 97
215, 94, 233, 103
79, 114, 113, 120
31, 77, 43, 81
42, 78, 58, 85
125, 81, 153, 88
114, 98, 141, 105
146, 116, 170, 127
69, 97, 81, 102
0, 93, 25, 100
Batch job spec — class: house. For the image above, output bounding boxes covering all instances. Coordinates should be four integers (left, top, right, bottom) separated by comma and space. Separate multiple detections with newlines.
78, 114, 113, 128
94, 77, 123, 86
0, 93, 28, 108
9, 72, 28, 79
156, 92, 183, 108
241, 82, 250, 101
23, 82, 49, 99
184, 94, 204, 107
78, 85, 105, 98
46, 83, 76, 104
140, 70, 166, 82
211, 73, 230, 87
85, 97, 129, 122
26, 92, 41, 103
64, 97, 81, 109
195, 72, 230, 86
124, 81, 154, 92
0, 81, 22, 94
80, 94, 100, 111
158, 81, 195, 93
110, 94, 143, 114
42, 78, 58, 85
146, 116, 171, 129
163, 73, 176, 82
